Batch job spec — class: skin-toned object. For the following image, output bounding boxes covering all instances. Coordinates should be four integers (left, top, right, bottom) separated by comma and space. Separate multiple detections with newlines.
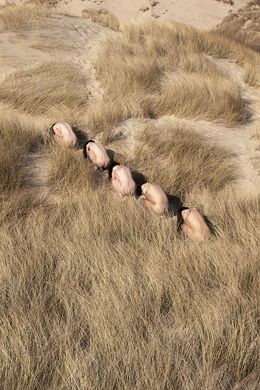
83, 140, 111, 170
140, 183, 169, 215
51, 122, 77, 147
111, 165, 136, 196
180, 208, 211, 241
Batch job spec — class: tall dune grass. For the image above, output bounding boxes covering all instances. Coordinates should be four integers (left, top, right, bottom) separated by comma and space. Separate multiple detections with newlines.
214, 0, 260, 52
0, 7, 260, 390
81, 8, 120, 31
92, 20, 260, 132
0, 62, 89, 117
0, 4, 50, 32
129, 123, 237, 198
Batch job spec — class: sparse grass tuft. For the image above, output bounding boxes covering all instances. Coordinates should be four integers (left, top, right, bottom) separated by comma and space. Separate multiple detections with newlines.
0, 4, 50, 32
81, 8, 120, 31
214, 0, 260, 52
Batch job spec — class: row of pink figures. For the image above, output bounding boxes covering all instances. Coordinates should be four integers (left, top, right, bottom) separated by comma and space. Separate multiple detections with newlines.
52, 122, 212, 242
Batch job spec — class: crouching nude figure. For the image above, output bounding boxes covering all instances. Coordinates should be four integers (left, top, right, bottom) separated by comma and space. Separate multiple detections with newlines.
140, 183, 169, 215
112, 165, 136, 196
83, 140, 111, 170
179, 208, 211, 242
51, 122, 77, 147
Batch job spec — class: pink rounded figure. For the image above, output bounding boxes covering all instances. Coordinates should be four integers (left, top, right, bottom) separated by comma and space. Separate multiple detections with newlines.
52, 122, 77, 147
180, 208, 211, 241
140, 183, 169, 215
83, 140, 111, 170
111, 165, 136, 196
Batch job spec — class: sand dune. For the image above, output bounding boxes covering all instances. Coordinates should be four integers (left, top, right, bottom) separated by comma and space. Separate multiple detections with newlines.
0, 0, 251, 29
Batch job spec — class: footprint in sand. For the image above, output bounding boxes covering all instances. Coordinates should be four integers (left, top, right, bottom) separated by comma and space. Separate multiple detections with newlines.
147, 0, 161, 18
86, 0, 104, 5
139, 6, 150, 12
149, 0, 159, 6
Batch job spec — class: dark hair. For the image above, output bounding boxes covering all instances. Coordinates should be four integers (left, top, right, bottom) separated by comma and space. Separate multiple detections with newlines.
83, 140, 95, 159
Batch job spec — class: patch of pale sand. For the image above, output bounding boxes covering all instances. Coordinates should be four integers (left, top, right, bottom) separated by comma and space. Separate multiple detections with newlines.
0, 0, 250, 30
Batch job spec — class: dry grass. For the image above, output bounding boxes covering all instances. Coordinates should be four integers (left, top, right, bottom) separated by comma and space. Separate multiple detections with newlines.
92, 20, 260, 132
81, 8, 120, 31
215, 0, 260, 52
0, 62, 90, 117
0, 112, 45, 193
129, 123, 237, 198
0, 4, 50, 32
0, 112, 259, 389
0, 7, 260, 390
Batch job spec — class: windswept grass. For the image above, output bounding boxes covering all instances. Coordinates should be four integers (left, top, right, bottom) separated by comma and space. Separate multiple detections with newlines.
214, 0, 260, 52
0, 135, 259, 388
0, 62, 89, 117
93, 20, 260, 132
0, 8, 260, 390
0, 4, 50, 32
82, 8, 120, 31
129, 122, 237, 198
0, 113, 44, 193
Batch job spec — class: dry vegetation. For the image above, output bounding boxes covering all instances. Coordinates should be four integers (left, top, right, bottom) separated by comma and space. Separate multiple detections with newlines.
0, 62, 90, 116
0, 3, 50, 32
82, 8, 120, 31
129, 123, 237, 198
0, 4, 260, 390
89, 20, 260, 133
215, 0, 260, 52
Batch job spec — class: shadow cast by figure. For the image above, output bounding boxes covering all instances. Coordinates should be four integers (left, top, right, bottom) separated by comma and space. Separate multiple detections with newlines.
132, 170, 148, 197
168, 194, 183, 216
72, 126, 88, 149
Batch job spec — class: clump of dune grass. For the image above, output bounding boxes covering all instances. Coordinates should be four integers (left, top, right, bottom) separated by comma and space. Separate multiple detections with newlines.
82, 8, 120, 31
93, 20, 260, 131
129, 122, 237, 198
46, 145, 97, 197
0, 113, 44, 193
0, 62, 89, 117
0, 4, 50, 32
214, 0, 260, 52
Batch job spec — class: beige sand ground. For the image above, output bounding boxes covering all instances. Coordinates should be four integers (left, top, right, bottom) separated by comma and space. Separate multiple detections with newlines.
0, 0, 251, 29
